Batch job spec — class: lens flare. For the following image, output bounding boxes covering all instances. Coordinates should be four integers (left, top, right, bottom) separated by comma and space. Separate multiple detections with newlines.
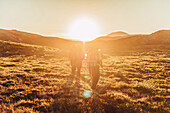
85, 53, 87, 59
83, 90, 91, 98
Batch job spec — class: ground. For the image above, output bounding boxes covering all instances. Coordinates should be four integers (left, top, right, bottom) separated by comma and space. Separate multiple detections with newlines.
0, 42, 169, 113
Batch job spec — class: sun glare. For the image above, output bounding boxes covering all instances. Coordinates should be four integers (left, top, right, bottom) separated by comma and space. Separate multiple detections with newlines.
68, 17, 100, 41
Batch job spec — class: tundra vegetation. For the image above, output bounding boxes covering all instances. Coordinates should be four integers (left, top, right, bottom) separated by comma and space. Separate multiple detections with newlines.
0, 40, 169, 113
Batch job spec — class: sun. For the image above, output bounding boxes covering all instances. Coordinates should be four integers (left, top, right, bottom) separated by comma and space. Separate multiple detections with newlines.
68, 17, 100, 41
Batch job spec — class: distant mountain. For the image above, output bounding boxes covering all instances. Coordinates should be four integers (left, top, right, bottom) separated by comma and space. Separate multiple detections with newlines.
95, 31, 129, 41
149, 30, 170, 43
0, 28, 169, 53
0, 29, 79, 49
107, 31, 129, 37
119, 30, 170, 45
92, 30, 170, 51
151, 30, 170, 37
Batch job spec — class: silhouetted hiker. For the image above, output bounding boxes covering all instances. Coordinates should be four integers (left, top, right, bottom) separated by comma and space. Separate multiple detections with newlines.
86, 45, 103, 93
68, 44, 84, 86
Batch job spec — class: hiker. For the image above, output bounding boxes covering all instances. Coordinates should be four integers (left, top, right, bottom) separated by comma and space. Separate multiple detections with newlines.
86, 45, 103, 92
68, 44, 84, 85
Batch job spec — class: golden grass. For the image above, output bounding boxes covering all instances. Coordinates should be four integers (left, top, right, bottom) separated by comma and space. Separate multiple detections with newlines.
0, 42, 169, 112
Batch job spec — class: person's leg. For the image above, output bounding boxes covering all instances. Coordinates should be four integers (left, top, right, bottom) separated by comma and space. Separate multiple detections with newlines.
76, 67, 80, 83
66, 65, 75, 86
91, 64, 100, 90
75, 66, 81, 95
77, 67, 81, 77
76, 61, 82, 84
88, 63, 93, 85
67, 62, 75, 86
89, 63, 92, 75
71, 65, 76, 76
91, 64, 95, 89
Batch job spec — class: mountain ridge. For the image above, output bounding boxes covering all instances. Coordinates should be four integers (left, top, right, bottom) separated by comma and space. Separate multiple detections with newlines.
0, 28, 80, 49
0, 28, 170, 51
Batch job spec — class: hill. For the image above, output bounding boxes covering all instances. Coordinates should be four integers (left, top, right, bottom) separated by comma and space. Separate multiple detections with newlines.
0, 40, 61, 57
92, 30, 170, 52
107, 31, 129, 37
0, 28, 170, 53
0, 29, 79, 50
95, 31, 129, 41
149, 30, 170, 44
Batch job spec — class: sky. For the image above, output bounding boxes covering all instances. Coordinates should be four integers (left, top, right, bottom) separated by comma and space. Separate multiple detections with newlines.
0, 0, 170, 40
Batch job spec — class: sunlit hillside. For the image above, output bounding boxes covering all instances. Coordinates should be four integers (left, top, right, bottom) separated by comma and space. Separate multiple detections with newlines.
0, 29, 80, 50
92, 30, 170, 54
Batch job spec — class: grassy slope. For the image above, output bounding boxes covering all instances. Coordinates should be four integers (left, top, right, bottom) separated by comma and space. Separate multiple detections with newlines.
0, 29, 81, 50
0, 40, 169, 112
92, 30, 170, 54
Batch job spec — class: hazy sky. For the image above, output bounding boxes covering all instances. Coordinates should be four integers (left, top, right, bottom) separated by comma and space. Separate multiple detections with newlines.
1, 0, 170, 39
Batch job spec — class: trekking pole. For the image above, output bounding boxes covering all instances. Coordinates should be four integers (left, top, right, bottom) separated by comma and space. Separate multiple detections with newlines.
101, 63, 104, 75
90, 63, 93, 87
94, 63, 105, 95
100, 65, 104, 84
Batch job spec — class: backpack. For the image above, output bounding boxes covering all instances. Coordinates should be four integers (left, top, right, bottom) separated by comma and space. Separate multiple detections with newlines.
87, 47, 101, 64
69, 44, 84, 62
